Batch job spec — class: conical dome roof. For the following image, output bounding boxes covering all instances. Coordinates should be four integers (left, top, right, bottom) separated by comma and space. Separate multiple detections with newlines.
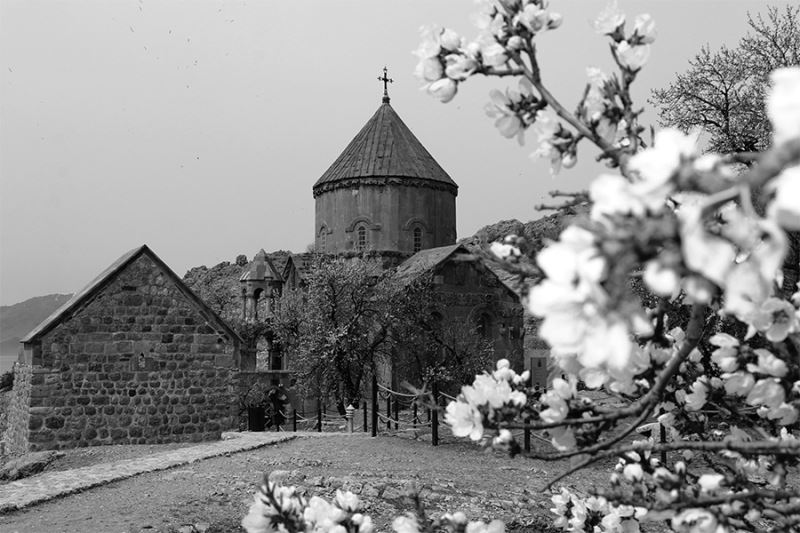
313, 102, 457, 194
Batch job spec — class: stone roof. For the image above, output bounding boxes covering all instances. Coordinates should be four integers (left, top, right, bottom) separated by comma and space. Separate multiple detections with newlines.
21, 245, 240, 345
239, 249, 284, 283
393, 244, 466, 283
283, 253, 314, 281
393, 243, 519, 297
313, 102, 457, 192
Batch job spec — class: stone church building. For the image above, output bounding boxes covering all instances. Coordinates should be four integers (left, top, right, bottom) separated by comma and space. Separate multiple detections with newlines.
242, 84, 526, 389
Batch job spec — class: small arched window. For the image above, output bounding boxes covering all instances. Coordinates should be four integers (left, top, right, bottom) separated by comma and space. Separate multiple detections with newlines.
413, 227, 423, 253
356, 225, 368, 252
318, 228, 328, 253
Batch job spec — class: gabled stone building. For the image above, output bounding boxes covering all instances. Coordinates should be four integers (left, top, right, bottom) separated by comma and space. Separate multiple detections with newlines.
3, 245, 241, 453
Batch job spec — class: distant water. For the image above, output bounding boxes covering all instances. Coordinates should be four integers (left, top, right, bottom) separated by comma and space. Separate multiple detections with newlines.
0, 354, 18, 373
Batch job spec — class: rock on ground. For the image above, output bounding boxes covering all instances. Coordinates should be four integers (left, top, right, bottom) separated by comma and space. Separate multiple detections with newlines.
0, 451, 65, 482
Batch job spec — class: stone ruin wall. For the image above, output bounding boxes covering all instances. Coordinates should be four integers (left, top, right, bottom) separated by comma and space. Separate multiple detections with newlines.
1, 363, 32, 455
4, 254, 239, 453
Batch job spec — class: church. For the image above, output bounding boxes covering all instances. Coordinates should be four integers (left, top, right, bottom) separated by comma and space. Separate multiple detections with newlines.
237, 71, 526, 389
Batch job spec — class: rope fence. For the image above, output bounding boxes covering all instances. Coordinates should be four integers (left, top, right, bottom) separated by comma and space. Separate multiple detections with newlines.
246, 378, 546, 452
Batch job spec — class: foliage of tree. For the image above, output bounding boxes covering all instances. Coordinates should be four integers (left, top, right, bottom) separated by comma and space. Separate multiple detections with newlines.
273, 257, 496, 409
272, 257, 392, 409
650, 5, 799, 154
389, 276, 496, 395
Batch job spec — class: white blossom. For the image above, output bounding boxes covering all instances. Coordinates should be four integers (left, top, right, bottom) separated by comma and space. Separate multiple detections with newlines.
481, 41, 508, 67
643, 260, 680, 297
615, 41, 650, 71
426, 78, 458, 103
680, 205, 736, 287
490, 241, 521, 259
683, 378, 708, 412
547, 13, 563, 30
334, 490, 360, 512
722, 371, 755, 396
304, 496, 346, 530
515, 4, 549, 33
710, 342, 739, 373
627, 129, 699, 210
444, 54, 477, 81
746, 378, 785, 409
415, 57, 444, 82
465, 520, 504, 533
445, 401, 484, 441
769, 166, 800, 230
767, 67, 800, 144
393, 515, 420, 533
765, 402, 798, 425
632, 14, 657, 44
623, 463, 644, 481
747, 348, 789, 378
594, 1, 625, 35
671, 508, 719, 533
697, 473, 725, 493
439, 28, 462, 51
242, 495, 276, 533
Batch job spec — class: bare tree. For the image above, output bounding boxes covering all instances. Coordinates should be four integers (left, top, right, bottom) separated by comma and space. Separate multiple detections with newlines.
650, 6, 799, 155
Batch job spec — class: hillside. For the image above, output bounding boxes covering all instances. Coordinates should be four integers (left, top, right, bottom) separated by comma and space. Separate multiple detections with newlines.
0, 293, 72, 370
461, 203, 589, 252
182, 251, 293, 322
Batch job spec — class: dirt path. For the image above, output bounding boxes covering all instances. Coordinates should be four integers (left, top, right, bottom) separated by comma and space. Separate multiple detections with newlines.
0, 434, 591, 533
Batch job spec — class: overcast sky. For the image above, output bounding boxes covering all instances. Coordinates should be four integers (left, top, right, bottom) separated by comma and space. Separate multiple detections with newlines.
0, 0, 784, 306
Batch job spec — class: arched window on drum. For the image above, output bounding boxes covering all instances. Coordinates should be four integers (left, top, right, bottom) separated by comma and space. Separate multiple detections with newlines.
413, 226, 423, 253
318, 226, 328, 253
355, 224, 368, 252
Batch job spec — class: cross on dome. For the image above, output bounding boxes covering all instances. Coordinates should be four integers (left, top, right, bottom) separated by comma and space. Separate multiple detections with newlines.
378, 66, 393, 104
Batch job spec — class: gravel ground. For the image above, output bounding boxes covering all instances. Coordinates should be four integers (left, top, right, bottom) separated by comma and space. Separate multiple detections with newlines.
0, 434, 608, 533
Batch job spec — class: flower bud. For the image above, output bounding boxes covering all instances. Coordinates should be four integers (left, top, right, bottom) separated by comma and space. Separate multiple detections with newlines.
427, 78, 458, 103
506, 35, 524, 51
439, 28, 462, 52
632, 14, 656, 44
561, 152, 577, 168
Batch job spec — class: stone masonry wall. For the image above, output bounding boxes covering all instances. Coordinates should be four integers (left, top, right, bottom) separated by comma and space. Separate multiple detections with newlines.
434, 261, 524, 369
21, 254, 239, 452
2, 363, 32, 455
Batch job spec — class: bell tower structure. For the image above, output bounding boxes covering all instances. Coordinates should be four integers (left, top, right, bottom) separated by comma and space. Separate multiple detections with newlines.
313, 68, 458, 256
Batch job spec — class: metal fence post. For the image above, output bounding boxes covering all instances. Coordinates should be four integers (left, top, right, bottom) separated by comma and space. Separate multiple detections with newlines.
371, 374, 378, 437
293, 409, 297, 432
363, 401, 368, 432
431, 381, 439, 447
317, 401, 322, 433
